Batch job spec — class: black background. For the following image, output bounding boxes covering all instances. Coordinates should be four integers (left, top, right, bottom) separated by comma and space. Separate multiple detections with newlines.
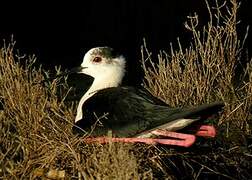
0, 0, 251, 84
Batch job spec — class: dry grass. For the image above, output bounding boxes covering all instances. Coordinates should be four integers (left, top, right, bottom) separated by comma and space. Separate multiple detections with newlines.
1, 0, 252, 179
140, 0, 252, 179
141, 0, 252, 135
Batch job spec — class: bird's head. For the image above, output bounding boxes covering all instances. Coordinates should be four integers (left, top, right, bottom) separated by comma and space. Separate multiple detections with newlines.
73, 47, 126, 87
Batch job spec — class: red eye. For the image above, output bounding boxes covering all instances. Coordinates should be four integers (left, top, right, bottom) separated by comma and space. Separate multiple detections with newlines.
93, 57, 102, 63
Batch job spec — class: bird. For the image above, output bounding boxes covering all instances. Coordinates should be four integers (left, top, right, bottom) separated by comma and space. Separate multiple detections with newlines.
70, 47, 224, 146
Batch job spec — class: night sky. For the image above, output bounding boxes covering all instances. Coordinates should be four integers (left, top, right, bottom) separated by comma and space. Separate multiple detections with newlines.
0, 0, 251, 84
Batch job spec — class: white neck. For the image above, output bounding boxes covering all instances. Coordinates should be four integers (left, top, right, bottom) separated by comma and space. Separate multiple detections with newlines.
75, 66, 125, 123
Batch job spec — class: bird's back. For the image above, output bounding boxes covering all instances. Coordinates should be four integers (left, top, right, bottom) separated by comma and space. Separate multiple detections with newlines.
73, 86, 224, 137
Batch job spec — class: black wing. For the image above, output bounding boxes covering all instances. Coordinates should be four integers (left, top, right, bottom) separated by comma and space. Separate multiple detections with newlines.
73, 86, 224, 137
134, 86, 170, 106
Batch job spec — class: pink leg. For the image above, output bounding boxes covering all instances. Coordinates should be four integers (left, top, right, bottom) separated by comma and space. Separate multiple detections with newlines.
83, 125, 216, 147
84, 132, 196, 147
151, 125, 216, 138
151, 130, 196, 147
195, 125, 216, 137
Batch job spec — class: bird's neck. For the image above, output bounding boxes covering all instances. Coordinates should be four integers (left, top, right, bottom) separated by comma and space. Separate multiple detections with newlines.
75, 68, 125, 122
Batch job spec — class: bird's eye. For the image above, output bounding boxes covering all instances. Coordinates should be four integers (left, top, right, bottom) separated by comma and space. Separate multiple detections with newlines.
93, 57, 102, 63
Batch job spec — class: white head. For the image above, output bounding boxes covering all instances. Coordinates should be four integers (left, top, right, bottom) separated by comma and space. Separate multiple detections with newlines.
78, 47, 126, 88
74, 47, 126, 122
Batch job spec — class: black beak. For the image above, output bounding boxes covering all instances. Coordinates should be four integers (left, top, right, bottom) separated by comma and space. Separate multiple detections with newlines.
36, 66, 88, 85
45, 66, 83, 79
67, 66, 87, 74
49, 66, 87, 80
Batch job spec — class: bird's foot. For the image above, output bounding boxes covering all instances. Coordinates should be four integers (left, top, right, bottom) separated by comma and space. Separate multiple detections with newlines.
84, 135, 195, 147
83, 125, 216, 147
154, 125, 216, 138
195, 125, 216, 137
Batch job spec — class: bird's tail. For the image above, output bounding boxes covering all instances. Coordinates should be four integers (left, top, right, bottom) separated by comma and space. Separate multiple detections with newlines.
136, 102, 224, 138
